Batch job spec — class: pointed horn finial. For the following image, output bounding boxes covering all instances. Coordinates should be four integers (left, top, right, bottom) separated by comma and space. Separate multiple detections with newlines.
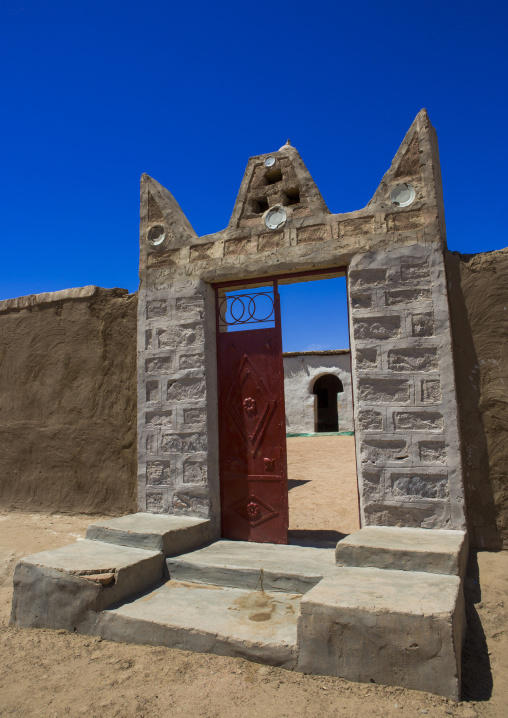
286, 139, 291, 145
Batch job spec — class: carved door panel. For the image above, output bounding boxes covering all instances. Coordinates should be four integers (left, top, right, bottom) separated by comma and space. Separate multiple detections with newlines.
216, 282, 288, 544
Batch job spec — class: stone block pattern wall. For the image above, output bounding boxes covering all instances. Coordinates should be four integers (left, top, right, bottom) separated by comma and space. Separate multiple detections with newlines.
137, 279, 219, 525
138, 112, 466, 531
349, 244, 465, 529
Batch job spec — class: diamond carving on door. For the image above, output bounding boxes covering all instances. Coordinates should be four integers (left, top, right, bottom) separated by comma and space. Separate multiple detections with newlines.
232, 494, 279, 528
225, 355, 276, 455
216, 280, 288, 544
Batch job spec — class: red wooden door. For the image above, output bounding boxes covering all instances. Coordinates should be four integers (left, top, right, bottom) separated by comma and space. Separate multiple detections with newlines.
216, 282, 288, 544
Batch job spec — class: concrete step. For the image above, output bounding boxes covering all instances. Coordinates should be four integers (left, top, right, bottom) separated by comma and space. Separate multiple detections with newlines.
166, 540, 337, 594
335, 526, 468, 576
298, 566, 465, 700
10, 540, 164, 632
86, 512, 213, 557
9, 533, 466, 699
99, 580, 299, 668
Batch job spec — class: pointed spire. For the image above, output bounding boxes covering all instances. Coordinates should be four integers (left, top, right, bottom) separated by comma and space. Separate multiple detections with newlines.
228, 145, 328, 229
364, 109, 446, 245
140, 174, 197, 247
369, 110, 443, 209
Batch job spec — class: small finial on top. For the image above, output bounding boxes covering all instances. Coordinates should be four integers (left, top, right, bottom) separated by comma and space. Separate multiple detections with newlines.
278, 139, 293, 151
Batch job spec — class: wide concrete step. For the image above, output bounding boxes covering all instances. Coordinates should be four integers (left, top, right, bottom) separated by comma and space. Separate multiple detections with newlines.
86, 512, 212, 556
166, 540, 337, 594
335, 526, 468, 576
99, 580, 299, 668
10, 540, 164, 631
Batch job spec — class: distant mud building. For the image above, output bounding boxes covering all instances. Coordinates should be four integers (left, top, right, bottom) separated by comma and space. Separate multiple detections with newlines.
283, 350, 353, 434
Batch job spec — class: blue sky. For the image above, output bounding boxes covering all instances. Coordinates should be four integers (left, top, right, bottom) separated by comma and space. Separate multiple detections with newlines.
1, 1, 506, 349
279, 278, 349, 352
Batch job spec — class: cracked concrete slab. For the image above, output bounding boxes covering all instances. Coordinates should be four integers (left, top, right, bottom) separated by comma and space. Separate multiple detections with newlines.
10, 540, 164, 631
166, 539, 337, 593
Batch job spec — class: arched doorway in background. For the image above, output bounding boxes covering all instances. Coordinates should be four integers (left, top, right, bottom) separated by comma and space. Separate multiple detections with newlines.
312, 374, 343, 432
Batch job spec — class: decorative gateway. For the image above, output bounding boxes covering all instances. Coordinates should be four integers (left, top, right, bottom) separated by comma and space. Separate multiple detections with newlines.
137, 110, 465, 537
11, 110, 468, 701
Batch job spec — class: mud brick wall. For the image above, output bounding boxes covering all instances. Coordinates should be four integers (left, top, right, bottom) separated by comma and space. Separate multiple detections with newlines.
349, 243, 464, 530
137, 279, 219, 526
446, 248, 508, 549
0, 286, 137, 515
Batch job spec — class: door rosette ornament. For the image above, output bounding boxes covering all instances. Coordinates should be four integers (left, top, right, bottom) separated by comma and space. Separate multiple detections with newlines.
246, 502, 261, 520
243, 397, 258, 416
232, 494, 279, 527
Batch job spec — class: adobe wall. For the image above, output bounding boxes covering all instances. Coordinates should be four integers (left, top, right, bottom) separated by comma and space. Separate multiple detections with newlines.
0, 286, 137, 515
283, 351, 353, 433
446, 247, 508, 549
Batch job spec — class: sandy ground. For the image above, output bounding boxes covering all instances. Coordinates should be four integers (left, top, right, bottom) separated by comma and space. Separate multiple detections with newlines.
287, 435, 360, 537
0, 438, 507, 717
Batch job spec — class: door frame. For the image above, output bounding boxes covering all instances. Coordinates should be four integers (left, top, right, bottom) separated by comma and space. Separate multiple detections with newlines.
214, 266, 349, 543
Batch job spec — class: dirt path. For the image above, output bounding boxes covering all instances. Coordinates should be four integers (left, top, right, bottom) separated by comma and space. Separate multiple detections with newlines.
287, 435, 360, 536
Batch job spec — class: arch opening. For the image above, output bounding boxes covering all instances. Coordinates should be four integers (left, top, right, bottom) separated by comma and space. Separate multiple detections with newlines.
312, 374, 343, 432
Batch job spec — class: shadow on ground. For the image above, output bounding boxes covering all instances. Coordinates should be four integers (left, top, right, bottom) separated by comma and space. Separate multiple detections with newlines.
288, 529, 348, 548
288, 479, 311, 490
461, 549, 493, 701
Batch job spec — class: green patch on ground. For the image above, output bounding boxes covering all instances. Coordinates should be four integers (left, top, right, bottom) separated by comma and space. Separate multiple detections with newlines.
285, 431, 354, 437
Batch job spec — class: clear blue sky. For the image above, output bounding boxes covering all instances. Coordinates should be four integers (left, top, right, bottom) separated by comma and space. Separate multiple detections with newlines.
1, 1, 506, 349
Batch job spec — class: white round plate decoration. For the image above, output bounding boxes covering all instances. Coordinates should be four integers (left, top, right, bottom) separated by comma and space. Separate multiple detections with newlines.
264, 157, 275, 167
390, 183, 416, 208
264, 206, 287, 230
147, 225, 166, 246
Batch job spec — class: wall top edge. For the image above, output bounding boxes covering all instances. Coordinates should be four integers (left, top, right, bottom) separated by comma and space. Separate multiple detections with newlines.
0, 285, 133, 315
283, 349, 350, 357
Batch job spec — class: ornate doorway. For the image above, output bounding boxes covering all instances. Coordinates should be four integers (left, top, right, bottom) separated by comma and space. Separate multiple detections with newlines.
215, 279, 288, 544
